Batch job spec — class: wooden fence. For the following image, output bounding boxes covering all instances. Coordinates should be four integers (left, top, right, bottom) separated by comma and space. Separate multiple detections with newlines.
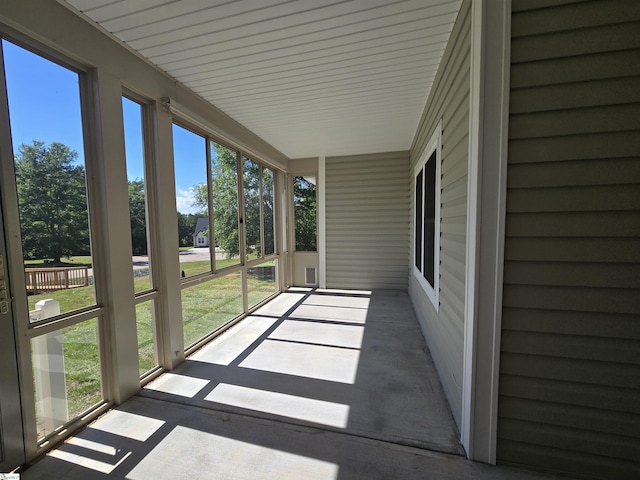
25, 266, 90, 294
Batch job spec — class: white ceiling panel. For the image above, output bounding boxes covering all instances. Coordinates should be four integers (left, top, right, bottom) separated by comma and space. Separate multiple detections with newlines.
64, 0, 463, 158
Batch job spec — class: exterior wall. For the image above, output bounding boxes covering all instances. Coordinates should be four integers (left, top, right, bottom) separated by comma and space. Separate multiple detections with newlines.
325, 151, 409, 290
498, 1, 640, 478
408, 0, 470, 428
194, 232, 209, 247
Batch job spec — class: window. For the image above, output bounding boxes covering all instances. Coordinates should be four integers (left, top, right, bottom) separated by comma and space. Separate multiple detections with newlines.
2, 39, 104, 441
243, 157, 276, 260
172, 129, 280, 349
210, 141, 240, 269
413, 122, 441, 308
122, 95, 159, 377
293, 175, 317, 252
173, 123, 211, 277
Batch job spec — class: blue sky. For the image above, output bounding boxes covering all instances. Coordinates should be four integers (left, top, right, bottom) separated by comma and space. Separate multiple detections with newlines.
3, 39, 204, 213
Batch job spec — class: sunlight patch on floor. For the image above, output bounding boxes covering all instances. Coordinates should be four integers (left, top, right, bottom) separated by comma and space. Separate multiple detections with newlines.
89, 410, 165, 442
239, 339, 360, 384
189, 315, 279, 366
145, 373, 209, 398
49, 447, 131, 475
205, 383, 350, 428
125, 425, 339, 480
290, 304, 368, 323
269, 319, 364, 349
303, 294, 371, 309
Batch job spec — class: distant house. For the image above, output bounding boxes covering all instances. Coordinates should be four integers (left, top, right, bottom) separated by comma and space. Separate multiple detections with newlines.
192, 217, 209, 248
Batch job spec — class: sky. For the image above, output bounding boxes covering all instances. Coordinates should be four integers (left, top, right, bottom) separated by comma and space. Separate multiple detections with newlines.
3, 39, 204, 214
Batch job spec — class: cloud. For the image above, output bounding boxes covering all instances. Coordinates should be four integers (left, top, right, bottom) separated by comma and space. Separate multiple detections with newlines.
175, 188, 198, 214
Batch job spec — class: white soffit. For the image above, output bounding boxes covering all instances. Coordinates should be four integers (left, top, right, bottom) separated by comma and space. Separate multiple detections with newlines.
63, 0, 462, 159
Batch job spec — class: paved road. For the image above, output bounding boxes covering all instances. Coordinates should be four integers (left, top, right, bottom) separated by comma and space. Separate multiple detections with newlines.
132, 248, 231, 269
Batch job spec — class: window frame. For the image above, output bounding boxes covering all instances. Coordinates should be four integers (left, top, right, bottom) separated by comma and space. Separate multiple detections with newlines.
292, 174, 318, 253
413, 120, 441, 310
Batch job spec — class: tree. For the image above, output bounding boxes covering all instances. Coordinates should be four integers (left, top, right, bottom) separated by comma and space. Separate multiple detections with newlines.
128, 179, 147, 255
177, 212, 198, 247
14, 141, 90, 263
191, 144, 275, 258
294, 176, 317, 251
242, 158, 262, 256
192, 144, 239, 257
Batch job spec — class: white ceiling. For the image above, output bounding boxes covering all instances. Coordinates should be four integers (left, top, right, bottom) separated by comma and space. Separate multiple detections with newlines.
64, 0, 462, 159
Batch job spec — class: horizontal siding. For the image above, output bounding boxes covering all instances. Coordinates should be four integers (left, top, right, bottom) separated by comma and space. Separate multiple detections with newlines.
325, 151, 409, 290
498, 1, 640, 479
407, 0, 470, 428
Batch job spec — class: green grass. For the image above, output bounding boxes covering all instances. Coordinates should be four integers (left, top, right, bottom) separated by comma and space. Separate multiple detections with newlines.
181, 272, 244, 347
28, 284, 96, 313
25, 255, 92, 267
135, 302, 155, 375
30, 260, 277, 437
60, 319, 101, 419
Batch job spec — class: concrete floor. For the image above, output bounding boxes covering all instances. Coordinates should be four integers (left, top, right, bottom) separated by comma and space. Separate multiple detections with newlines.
23, 289, 566, 480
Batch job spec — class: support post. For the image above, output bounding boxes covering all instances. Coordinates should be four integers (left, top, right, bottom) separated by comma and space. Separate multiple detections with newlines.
32, 299, 68, 435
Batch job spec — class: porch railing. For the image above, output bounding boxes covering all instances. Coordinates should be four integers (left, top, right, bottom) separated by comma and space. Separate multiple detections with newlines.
25, 266, 89, 294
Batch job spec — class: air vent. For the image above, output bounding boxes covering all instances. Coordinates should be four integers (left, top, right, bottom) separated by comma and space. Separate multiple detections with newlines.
305, 267, 317, 285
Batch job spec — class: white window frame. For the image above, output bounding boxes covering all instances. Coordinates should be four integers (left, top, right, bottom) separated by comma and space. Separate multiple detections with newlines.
413, 120, 442, 310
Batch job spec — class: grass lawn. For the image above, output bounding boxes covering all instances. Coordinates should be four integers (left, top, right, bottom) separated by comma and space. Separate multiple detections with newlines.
30, 259, 277, 438
25, 255, 92, 267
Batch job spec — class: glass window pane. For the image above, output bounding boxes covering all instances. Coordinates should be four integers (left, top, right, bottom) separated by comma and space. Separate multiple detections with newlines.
136, 300, 157, 376
181, 272, 244, 348
248, 259, 278, 309
122, 97, 152, 293
211, 141, 241, 269
173, 124, 211, 277
293, 176, 317, 252
263, 168, 275, 256
3, 40, 97, 318
31, 317, 102, 440
243, 157, 261, 260
424, 152, 437, 288
415, 169, 423, 271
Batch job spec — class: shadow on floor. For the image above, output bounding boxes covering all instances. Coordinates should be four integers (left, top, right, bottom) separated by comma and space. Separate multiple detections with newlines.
22, 289, 564, 480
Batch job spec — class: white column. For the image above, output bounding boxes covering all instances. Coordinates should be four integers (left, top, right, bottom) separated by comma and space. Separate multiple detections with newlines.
91, 68, 140, 403
462, 0, 511, 463
318, 156, 326, 289
32, 300, 68, 434
152, 101, 185, 368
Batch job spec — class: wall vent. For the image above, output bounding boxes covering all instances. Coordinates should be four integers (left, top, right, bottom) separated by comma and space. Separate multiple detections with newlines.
305, 267, 317, 285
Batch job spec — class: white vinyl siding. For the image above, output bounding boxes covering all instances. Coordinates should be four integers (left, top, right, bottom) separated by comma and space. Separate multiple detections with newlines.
408, 0, 470, 428
498, 1, 640, 478
325, 151, 409, 290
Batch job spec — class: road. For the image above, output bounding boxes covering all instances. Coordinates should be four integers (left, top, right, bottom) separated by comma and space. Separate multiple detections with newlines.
132, 247, 230, 269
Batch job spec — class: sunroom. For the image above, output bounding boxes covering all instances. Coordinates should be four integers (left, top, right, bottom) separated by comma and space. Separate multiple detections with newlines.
1, 1, 638, 479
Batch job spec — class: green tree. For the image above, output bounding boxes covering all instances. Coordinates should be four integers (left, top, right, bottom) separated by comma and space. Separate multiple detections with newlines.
14, 141, 89, 263
177, 212, 198, 247
190, 145, 276, 257
192, 144, 241, 257
128, 179, 147, 255
294, 176, 317, 251
242, 158, 262, 256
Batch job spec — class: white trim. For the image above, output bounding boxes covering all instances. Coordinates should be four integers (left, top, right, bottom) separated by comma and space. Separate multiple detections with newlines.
412, 120, 442, 310
461, 0, 483, 457
462, 0, 511, 464
318, 156, 326, 289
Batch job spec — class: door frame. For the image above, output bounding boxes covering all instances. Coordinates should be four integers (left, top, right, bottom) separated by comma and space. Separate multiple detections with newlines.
0, 40, 26, 472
